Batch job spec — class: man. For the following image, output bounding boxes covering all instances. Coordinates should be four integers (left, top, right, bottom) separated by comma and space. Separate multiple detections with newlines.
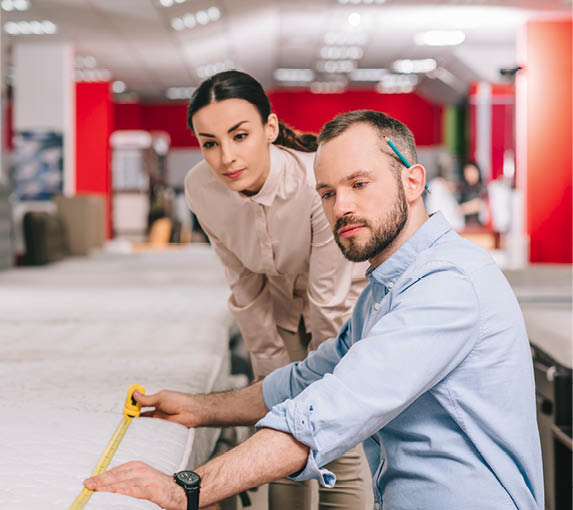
86, 111, 543, 509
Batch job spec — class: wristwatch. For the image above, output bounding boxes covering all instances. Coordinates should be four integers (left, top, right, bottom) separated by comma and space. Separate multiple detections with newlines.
173, 471, 201, 510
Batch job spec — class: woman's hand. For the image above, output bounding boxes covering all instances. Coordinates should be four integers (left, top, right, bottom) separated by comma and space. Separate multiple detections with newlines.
135, 390, 204, 427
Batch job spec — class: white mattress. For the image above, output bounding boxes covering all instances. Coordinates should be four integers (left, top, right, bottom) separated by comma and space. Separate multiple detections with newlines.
0, 246, 236, 509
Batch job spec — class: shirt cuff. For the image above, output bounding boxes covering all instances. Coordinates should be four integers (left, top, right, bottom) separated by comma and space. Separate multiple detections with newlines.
262, 363, 295, 409
255, 401, 336, 488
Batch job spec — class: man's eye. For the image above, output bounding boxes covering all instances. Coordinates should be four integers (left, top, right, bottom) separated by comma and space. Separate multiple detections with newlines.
202, 141, 216, 149
321, 191, 334, 200
353, 181, 367, 189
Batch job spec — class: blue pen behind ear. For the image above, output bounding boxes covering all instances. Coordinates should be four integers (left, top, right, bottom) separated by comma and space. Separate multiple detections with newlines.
384, 136, 431, 194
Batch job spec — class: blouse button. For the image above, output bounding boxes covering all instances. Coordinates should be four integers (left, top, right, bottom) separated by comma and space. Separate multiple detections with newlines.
374, 302, 381, 311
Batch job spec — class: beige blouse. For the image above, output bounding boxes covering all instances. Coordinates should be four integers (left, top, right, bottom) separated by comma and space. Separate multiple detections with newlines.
185, 144, 367, 376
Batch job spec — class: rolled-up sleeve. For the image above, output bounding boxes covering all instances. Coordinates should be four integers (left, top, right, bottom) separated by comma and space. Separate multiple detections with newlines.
306, 195, 367, 350
258, 261, 480, 486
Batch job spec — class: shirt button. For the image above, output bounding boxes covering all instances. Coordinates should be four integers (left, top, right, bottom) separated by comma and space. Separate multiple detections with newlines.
374, 302, 381, 310
387, 282, 394, 289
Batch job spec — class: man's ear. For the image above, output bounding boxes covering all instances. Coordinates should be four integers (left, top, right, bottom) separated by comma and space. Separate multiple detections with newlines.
403, 164, 427, 203
266, 113, 279, 143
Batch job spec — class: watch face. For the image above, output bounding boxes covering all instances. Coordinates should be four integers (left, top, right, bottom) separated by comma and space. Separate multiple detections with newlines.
176, 471, 200, 487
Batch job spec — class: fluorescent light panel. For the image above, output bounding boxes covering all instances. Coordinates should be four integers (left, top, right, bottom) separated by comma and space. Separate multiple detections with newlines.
1, 0, 29, 11
4, 20, 57, 35
392, 58, 436, 74
320, 46, 363, 60
166, 86, 197, 100
171, 6, 221, 31
274, 68, 315, 82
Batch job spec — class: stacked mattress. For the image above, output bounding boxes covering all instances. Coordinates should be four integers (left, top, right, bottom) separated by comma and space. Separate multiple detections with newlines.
0, 246, 236, 509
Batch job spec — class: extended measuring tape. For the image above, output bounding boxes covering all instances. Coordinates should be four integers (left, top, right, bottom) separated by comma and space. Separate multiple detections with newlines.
69, 384, 146, 510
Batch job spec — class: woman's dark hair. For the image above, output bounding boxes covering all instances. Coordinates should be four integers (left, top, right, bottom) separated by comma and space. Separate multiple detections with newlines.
462, 161, 483, 186
187, 70, 317, 153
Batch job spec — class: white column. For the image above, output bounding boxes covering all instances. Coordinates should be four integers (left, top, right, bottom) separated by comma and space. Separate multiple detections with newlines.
13, 42, 75, 194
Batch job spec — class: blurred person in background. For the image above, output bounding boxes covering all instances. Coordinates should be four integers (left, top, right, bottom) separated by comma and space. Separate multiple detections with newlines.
182, 70, 368, 510
458, 161, 488, 227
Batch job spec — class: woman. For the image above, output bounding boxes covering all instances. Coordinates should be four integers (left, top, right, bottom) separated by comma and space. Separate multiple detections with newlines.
184, 70, 368, 510
458, 161, 488, 227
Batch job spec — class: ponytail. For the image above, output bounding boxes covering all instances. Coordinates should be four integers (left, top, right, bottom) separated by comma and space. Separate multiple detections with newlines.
274, 122, 318, 153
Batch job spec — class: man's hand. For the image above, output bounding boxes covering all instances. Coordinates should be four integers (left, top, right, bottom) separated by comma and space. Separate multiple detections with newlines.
135, 382, 268, 429
84, 461, 186, 510
134, 390, 202, 427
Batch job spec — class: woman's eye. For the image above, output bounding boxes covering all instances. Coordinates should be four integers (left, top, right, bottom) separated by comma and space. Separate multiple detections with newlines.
234, 133, 248, 141
202, 141, 216, 149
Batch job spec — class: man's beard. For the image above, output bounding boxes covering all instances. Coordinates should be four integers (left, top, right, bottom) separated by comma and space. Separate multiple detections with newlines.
334, 185, 408, 262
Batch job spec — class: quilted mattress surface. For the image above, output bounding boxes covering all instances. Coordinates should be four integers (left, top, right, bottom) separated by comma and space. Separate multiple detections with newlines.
0, 246, 235, 509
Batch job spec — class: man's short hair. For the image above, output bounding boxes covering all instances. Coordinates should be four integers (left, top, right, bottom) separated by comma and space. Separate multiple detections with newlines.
318, 110, 418, 169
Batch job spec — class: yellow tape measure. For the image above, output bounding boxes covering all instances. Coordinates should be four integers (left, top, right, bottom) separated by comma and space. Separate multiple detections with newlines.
69, 384, 146, 510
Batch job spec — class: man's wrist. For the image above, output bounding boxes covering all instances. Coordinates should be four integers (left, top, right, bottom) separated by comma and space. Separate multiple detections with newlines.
170, 479, 188, 510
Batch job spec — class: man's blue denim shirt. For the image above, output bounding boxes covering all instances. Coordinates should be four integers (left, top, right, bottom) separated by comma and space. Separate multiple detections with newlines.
258, 212, 544, 510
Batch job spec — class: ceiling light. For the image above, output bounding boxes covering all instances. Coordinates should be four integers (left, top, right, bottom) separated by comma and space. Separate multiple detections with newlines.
195, 10, 209, 25
166, 86, 196, 100
320, 46, 363, 60
197, 60, 233, 79
310, 81, 346, 94
316, 60, 356, 73
171, 6, 221, 32
350, 68, 388, 81
392, 58, 436, 74
377, 74, 419, 94
348, 13, 361, 26
183, 13, 196, 28
1, 0, 29, 11
112, 81, 127, 94
76, 69, 112, 82
159, 0, 174, 6
171, 17, 184, 30
414, 30, 466, 47
42, 21, 57, 34
207, 7, 220, 21
274, 68, 315, 82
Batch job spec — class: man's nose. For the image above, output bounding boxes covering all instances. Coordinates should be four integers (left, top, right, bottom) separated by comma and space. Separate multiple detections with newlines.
333, 189, 355, 219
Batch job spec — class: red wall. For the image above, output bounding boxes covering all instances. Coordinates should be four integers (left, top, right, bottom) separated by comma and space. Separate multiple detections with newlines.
522, 20, 572, 263
113, 91, 442, 148
76, 81, 113, 236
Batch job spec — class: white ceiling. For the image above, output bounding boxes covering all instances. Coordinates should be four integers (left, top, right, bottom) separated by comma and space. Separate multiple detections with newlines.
2, 0, 571, 104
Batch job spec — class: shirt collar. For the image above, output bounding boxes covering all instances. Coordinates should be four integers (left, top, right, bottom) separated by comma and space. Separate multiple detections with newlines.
367, 211, 452, 287
240, 144, 285, 207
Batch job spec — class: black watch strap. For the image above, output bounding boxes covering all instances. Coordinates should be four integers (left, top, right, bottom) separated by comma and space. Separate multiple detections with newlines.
184, 488, 200, 510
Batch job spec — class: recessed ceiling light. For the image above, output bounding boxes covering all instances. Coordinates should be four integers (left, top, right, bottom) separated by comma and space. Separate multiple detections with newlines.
320, 46, 363, 60
316, 60, 356, 73
348, 12, 361, 26
1, 0, 29, 11
274, 68, 315, 82
414, 30, 465, 47
195, 10, 209, 25
166, 86, 196, 100
392, 58, 437, 74
159, 0, 173, 6
112, 81, 127, 94
377, 74, 419, 94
